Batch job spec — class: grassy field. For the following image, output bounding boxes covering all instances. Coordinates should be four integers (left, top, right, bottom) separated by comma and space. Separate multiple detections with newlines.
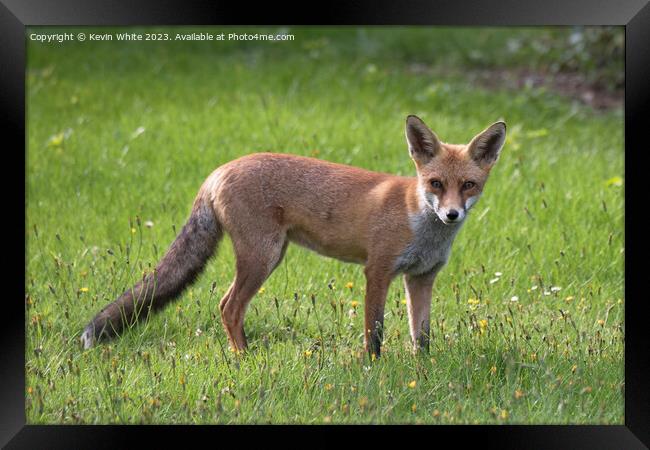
26, 27, 624, 424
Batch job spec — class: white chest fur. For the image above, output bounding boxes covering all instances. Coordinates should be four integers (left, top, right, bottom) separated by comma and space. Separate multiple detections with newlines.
394, 209, 462, 276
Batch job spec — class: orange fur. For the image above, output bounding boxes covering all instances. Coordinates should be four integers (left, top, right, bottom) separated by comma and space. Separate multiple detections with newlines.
81, 115, 506, 357
198, 117, 505, 354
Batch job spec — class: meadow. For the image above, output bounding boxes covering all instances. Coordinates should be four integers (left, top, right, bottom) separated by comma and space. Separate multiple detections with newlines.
26, 27, 624, 424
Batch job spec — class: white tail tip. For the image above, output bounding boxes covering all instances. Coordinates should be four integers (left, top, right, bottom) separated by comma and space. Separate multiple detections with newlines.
80, 327, 95, 349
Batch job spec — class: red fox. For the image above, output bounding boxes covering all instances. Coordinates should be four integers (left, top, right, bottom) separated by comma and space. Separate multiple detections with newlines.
81, 115, 506, 357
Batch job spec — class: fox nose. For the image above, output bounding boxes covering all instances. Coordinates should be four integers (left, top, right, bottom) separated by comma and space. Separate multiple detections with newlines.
446, 209, 459, 221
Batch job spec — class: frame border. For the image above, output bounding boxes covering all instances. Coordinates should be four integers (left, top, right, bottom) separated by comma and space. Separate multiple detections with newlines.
5, 1, 648, 448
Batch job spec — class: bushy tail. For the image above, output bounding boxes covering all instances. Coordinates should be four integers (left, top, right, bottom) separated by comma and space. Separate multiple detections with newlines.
81, 197, 222, 349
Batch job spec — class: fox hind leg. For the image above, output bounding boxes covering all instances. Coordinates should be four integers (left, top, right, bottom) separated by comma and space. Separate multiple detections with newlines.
219, 233, 288, 351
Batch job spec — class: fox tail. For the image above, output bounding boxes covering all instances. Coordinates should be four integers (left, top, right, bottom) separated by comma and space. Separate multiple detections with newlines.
80, 196, 222, 349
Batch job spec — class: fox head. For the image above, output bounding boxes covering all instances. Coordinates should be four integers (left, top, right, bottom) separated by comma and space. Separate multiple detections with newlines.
405, 115, 506, 225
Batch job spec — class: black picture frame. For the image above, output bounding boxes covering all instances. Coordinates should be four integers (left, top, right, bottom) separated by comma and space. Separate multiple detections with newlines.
4, 0, 648, 448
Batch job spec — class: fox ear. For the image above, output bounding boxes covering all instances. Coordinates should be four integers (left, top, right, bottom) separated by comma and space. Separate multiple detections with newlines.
467, 121, 506, 168
405, 115, 441, 164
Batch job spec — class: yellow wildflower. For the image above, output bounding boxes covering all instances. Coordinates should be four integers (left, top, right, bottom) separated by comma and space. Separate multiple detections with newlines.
345, 282, 354, 289
408, 380, 417, 389
48, 132, 65, 147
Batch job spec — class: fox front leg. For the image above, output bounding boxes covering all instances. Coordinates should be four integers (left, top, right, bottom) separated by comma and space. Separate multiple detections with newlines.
403, 269, 438, 352
362, 264, 393, 359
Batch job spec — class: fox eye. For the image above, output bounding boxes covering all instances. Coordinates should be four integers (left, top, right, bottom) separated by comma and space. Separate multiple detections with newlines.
463, 181, 476, 190
430, 180, 443, 189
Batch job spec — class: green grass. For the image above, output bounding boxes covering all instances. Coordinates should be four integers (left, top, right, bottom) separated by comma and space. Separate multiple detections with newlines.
26, 26, 624, 424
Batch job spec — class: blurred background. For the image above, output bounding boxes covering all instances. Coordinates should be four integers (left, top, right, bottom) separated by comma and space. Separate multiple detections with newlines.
29, 26, 624, 109
284, 26, 624, 109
